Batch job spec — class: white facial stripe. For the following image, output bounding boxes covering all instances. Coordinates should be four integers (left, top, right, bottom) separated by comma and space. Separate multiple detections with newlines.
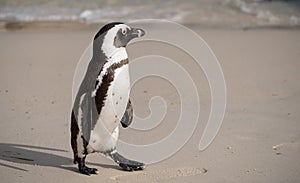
101, 24, 130, 59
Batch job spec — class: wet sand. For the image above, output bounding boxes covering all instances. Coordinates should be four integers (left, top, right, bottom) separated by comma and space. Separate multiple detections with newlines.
0, 24, 299, 182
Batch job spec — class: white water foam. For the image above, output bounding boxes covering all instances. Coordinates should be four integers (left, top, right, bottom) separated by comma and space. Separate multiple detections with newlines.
0, 0, 299, 28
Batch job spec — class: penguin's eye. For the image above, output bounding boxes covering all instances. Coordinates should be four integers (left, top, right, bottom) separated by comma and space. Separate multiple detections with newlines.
122, 29, 127, 35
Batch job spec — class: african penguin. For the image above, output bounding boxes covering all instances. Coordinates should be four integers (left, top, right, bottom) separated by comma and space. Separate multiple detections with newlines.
71, 22, 145, 175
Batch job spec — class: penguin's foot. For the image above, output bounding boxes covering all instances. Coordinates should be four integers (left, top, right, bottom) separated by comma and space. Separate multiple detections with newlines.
78, 157, 98, 175
109, 151, 145, 171
119, 161, 145, 171
79, 165, 98, 175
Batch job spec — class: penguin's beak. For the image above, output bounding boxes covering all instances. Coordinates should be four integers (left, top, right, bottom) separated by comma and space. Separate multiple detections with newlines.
130, 28, 145, 38
117, 27, 145, 47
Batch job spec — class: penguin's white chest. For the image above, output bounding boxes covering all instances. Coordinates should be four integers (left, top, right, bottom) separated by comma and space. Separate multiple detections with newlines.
89, 64, 130, 152
103, 64, 130, 127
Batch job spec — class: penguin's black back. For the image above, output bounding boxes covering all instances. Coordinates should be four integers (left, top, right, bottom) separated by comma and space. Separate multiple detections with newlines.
94, 22, 124, 40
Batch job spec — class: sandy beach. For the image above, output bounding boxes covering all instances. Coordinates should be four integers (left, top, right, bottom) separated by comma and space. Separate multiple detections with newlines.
0, 23, 299, 183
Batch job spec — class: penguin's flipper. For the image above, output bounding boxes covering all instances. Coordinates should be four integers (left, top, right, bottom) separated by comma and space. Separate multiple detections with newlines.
109, 151, 145, 171
71, 92, 95, 170
120, 99, 133, 128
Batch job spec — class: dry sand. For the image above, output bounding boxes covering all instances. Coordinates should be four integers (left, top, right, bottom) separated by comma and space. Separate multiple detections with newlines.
0, 24, 299, 182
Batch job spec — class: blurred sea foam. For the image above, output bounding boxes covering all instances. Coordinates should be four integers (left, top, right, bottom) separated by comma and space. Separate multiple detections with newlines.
0, 0, 299, 28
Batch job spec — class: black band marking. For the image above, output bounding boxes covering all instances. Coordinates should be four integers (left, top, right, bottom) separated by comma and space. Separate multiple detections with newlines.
93, 59, 129, 129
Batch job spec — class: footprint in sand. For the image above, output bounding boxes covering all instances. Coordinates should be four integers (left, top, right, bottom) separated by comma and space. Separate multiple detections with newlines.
110, 167, 207, 182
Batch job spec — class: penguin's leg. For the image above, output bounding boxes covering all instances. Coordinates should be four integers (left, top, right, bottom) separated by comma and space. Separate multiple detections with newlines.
76, 137, 98, 175
108, 150, 145, 171
77, 154, 98, 175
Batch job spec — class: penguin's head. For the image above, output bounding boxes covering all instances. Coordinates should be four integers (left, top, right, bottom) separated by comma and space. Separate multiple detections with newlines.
94, 22, 145, 50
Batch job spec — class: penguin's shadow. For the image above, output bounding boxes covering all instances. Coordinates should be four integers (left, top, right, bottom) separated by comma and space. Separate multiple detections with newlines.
0, 143, 117, 173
